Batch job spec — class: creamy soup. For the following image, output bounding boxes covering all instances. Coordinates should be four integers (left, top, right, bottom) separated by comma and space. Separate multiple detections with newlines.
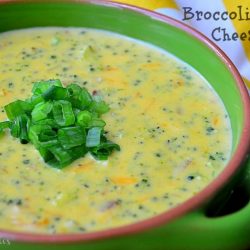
0, 28, 231, 233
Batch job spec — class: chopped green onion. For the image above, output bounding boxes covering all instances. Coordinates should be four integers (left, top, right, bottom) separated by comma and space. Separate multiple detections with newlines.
0, 121, 12, 134
79, 87, 92, 108
67, 85, 93, 109
53, 100, 75, 126
28, 95, 44, 108
42, 86, 68, 101
73, 108, 81, 117
0, 79, 120, 169
28, 124, 51, 148
90, 141, 120, 160
38, 147, 54, 162
4, 100, 32, 120
31, 101, 53, 122
20, 115, 30, 144
10, 120, 20, 138
39, 129, 57, 141
89, 100, 110, 115
10, 115, 30, 144
67, 84, 84, 109
76, 110, 92, 127
32, 79, 62, 95
58, 126, 85, 149
76, 111, 105, 128
86, 127, 102, 147
67, 83, 82, 97
33, 118, 59, 129
38, 129, 59, 148
47, 146, 73, 169
88, 118, 106, 128
69, 145, 88, 160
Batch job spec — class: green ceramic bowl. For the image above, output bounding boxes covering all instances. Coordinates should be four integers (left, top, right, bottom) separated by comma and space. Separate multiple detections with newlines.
0, 1, 250, 250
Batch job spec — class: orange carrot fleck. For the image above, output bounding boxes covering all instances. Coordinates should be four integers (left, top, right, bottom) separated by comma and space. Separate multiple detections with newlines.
111, 176, 137, 185
36, 218, 50, 226
213, 117, 219, 126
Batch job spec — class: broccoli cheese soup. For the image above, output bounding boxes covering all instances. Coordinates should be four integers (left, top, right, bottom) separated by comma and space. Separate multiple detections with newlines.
0, 28, 231, 233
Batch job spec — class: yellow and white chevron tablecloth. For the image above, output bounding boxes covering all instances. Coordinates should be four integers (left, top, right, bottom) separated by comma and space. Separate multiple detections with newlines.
115, 0, 250, 90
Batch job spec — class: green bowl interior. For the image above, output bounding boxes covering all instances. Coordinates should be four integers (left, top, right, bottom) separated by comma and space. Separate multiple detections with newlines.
0, 1, 243, 153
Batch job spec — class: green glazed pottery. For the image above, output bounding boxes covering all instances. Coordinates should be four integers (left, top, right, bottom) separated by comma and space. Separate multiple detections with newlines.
0, 1, 250, 250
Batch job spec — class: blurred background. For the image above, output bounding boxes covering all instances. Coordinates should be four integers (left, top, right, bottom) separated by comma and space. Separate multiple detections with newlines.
115, 0, 250, 91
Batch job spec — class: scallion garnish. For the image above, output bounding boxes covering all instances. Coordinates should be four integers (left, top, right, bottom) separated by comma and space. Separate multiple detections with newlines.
86, 127, 102, 147
42, 85, 69, 101
0, 121, 12, 134
4, 100, 32, 121
58, 126, 86, 149
89, 100, 110, 115
31, 101, 53, 122
52, 100, 75, 127
10, 114, 30, 144
90, 140, 121, 160
32, 79, 62, 95
0, 79, 120, 168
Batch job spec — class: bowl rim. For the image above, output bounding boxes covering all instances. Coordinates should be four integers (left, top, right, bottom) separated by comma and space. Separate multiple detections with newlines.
0, 0, 250, 243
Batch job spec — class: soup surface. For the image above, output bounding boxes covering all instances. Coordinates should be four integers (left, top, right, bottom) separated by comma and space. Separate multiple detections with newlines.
0, 28, 231, 233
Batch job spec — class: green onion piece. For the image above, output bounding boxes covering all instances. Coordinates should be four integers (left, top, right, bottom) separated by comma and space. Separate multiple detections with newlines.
20, 115, 30, 144
67, 84, 83, 109
76, 111, 105, 128
33, 119, 59, 129
39, 140, 59, 149
67, 83, 82, 97
28, 124, 51, 148
4, 100, 32, 120
68, 145, 88, 160
31, 101, 53, 122
46, 145, 88, 169
28, 95, 44, 108
29, 124, 58, 148
39, 129, 57, 141
38, 147, 54, 162
79, 87, 92, 108
42, 86, 69, 101
38, 129, 59, 148
0, 121, 12, 134
86, 127, 102, 147
90, 141, 120, 160
58, 126, 85, 149
89, 100, 109, 115
88, 118, 106, 128
46, 146, 73, 169
73, 108, 81, 117
67, 86, 93, 109
76, 110, 92, 127
10, 120, 20, 138
10, 115, 30, 144
53, 100, 75, 126
68, 98, 81, 110
32, 79, 62, 95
